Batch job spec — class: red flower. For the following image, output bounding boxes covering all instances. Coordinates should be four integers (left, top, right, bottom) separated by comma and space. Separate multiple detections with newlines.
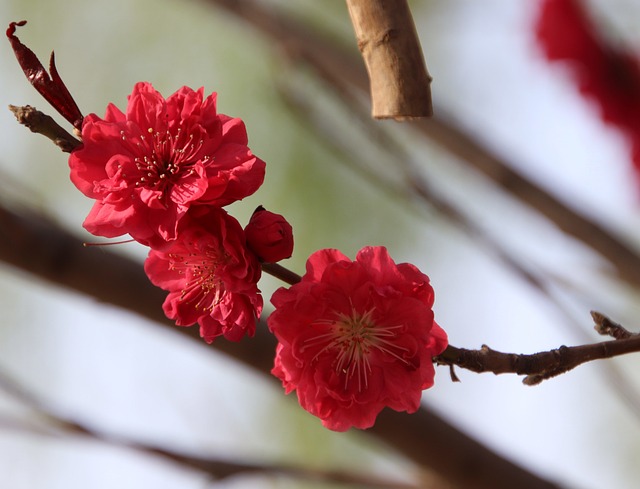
144, 207, 262, 343
268, 246, 448, 431
536, 0, 640, 176
244, 206, 294, 263
69, 82, 265, 248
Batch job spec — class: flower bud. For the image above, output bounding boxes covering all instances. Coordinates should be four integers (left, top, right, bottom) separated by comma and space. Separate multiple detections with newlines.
245, 206, 293, 263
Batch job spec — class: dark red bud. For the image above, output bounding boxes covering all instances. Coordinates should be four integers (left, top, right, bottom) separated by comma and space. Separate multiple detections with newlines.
7, 21, 83, 130
245, 206, 293, 263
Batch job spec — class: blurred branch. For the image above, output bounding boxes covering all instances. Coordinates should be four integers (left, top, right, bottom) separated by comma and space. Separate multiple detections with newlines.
203, 0, 640, 291
345, 0, 432, 118
0, 370, 426, 489
0, 200, 278, 372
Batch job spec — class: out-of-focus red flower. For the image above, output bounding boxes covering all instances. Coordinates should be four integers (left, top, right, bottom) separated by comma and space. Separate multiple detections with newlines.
69, 82, 265, 249
244, 206, 293, 263
536, 0, 640, 173
144, 207, 262, 343
268, 246, 448, 431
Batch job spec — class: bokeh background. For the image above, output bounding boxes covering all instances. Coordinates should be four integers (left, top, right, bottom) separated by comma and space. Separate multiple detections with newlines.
2, 1, 640, 488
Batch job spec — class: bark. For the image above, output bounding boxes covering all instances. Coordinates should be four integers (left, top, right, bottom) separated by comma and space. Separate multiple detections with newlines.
345, 0, 433, 119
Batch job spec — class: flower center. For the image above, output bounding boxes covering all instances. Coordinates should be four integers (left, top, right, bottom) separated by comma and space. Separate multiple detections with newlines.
168, 245, 229, 311
120, 126, 211, 200
305, 307, 409, 392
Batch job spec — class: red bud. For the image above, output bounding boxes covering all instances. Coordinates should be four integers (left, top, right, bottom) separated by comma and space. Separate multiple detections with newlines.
245, 206, 293, 263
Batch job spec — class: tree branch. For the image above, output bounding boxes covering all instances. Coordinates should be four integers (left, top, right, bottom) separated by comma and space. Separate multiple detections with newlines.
345, 0, 432, 119
592, 310, 634, 339
261, 262, 302, 285
435, 312, 640, 385
8, 104, 81, 153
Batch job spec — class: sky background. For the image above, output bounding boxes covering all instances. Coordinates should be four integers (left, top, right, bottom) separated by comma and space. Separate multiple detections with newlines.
2, 1, 640, 488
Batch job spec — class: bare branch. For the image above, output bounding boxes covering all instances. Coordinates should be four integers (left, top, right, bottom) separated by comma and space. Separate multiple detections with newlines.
345, 0, 432, 119
8, 104, 81, 153
592, 310, 634, 340
435, 314, 640, 385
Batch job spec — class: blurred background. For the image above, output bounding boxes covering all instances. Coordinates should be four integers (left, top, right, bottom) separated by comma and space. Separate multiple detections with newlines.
2, 0, 640, 488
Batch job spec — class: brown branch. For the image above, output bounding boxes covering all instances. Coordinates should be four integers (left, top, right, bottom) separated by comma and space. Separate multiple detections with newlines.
8, 104, 81, 153
435, 312, 640, 386
591, 310, 634, 339
0, 201, 278, 372
203, 0, 640, 291
345, 0, 432, 119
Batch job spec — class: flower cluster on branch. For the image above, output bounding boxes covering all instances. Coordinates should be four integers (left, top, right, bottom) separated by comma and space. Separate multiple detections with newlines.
7, 20, 449, 431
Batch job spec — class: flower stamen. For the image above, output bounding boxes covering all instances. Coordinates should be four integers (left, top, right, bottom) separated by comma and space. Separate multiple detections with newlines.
305, 307, 408, 392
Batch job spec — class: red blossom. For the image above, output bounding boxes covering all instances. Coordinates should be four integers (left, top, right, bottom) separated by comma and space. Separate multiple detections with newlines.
68, 82, 266, 248
7, 21, 83, 131
244, 206, 294, 263
144, 207, 263, 343
268, 246, 448, 431
535, 0, 640, 176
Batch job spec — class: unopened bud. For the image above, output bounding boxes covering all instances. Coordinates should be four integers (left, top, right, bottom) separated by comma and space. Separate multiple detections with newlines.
245, 206, 293, 263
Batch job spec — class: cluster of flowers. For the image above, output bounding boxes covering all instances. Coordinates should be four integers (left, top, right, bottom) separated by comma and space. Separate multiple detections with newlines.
8, 21, 449, 431
69, 81, 293, 342
535, 0, 640, 175
68, 83, 448, 430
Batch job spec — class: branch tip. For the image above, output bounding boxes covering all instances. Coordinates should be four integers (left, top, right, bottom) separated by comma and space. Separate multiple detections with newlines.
591, 310, 634, 339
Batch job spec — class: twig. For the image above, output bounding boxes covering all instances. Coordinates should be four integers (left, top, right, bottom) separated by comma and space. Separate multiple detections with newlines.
591, 310, 634, 340
8, 105, 81, 153
435, 313, 640, 385
261, 262, 302, 285
345, 0, 432, 119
